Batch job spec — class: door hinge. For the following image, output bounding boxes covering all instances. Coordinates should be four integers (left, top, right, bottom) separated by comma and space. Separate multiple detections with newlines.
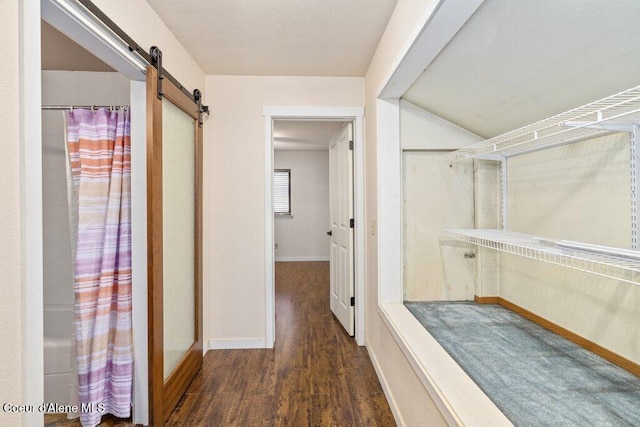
350, 297, 355, 306
349, 218, 354, 228
349, 140, 353, 150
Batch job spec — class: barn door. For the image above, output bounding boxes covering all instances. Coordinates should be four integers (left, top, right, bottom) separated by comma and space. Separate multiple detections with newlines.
147, 62, 203, 425
329, 123, 354, 335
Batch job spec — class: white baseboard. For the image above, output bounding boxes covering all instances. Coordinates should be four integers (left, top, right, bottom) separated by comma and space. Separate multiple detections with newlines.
367, 342, 405, 427
205, 338, 268, 350
274, 256, 329, 262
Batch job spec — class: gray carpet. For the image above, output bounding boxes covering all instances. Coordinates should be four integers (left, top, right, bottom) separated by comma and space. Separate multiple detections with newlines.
404, 301, 640, 427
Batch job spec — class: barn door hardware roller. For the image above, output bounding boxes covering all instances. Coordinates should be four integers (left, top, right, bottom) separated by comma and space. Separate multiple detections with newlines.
150, 46, 209, 124
150, 46, 163, 100
193, 90, 211, 127
194, 89, 203, 127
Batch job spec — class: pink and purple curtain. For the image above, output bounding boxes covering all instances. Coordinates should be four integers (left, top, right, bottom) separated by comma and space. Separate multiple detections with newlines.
66, 108, 133, 426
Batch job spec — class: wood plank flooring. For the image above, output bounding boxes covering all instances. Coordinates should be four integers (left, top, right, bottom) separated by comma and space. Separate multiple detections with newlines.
45, 261, 395, 426
167, 261, 395, 426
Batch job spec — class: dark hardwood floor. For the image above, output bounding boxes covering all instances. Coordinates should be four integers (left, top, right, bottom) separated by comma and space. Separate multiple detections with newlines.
46, 261, 395, 426
167, 261, 394, 426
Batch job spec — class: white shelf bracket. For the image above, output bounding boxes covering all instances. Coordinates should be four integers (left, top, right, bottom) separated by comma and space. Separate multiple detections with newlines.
632, 124, 639, 249
501, 158, 508, 230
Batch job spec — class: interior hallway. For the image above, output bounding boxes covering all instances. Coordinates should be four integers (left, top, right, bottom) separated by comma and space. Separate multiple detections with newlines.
162, 262, 395, 426
164, 261, 391, 425
166, 261, 394, 426
46, 261, 393, 426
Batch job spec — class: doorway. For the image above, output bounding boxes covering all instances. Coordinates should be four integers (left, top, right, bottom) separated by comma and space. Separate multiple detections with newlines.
35, 0, 148, 424
264, 107, 365, 346
40, 20, 133, 420
272, 120, 354, 334
28, 2, 205, 425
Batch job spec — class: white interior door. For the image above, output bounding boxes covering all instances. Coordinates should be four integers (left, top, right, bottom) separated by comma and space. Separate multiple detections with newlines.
329, 123, 354, 335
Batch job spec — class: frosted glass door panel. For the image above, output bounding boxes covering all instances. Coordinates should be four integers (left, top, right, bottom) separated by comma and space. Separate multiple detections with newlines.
162, 98, 196, 380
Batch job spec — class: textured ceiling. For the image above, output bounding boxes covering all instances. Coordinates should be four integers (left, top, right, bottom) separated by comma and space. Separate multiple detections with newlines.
41, 20, 114, 72
403, 0, 640, 138
146, 0, 397, 76
274, 120, 345, 150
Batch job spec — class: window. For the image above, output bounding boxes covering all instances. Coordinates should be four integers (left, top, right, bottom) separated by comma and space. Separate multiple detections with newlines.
274, 169, 291, 215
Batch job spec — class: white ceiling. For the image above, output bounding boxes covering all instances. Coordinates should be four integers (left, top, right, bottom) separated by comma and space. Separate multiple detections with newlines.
403, 0, 640, 138
145, 0, 398, 76
274, 120, 345, 150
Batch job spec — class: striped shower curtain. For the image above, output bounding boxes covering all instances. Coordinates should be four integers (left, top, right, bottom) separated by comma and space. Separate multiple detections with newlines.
66, 108, 133, 426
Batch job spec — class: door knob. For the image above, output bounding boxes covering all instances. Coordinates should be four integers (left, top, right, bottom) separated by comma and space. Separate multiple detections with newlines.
327, 231, 332, 236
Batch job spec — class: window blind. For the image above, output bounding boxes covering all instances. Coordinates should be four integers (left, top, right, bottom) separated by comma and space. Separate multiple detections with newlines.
274, 169, 291, 214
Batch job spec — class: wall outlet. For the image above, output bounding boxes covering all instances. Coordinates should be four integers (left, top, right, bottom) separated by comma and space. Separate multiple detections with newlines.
274, 243, 279, 250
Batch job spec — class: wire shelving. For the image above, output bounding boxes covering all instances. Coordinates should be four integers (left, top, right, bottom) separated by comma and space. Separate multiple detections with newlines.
444, 229, 640, 285
448, 85, 640, 161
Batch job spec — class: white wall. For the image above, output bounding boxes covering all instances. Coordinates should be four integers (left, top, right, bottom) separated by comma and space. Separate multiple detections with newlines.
42, 71, 130, 332
0, 1, 23, 423
203, 76, 363, 347
500, 132, 640, 364
508, 133, 630, 247
474, 159, 501, 297
274, 150, 330, 262
400, 101, 481, 301
91, 0, 205, 94
363, 1, 455, 425
402, 152, 476, 301
400, 100, 482, 150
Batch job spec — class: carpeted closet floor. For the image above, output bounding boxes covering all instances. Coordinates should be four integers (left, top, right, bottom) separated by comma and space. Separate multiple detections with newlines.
405, 301, 640, 426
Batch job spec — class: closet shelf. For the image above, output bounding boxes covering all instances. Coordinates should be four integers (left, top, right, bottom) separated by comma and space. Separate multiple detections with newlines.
448, 85, 640, 161
444, 229, 640, 285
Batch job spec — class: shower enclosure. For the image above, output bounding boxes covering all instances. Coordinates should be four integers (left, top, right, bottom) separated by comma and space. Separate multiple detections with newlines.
42, 70, 130, 412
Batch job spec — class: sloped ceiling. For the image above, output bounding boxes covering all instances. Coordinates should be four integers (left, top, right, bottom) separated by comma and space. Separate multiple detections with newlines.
145, 0, 397, 76
41, 20, 114, 72
403, 0, 640, 138
274, 121, 345, 151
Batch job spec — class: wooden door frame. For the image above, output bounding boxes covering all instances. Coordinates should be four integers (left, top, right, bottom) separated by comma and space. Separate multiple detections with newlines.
263, 107, 365, 347
147, 65, 204, 425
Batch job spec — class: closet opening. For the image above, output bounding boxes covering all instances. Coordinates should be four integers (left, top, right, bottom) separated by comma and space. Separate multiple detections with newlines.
400, 93, 640, 425
376, 0, 640, 424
